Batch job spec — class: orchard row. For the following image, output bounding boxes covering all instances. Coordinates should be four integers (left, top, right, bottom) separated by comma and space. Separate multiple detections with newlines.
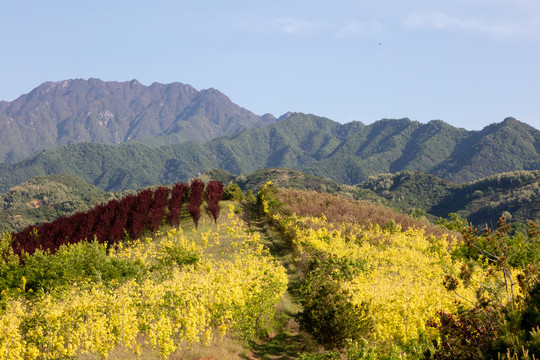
9, 180, 223, 257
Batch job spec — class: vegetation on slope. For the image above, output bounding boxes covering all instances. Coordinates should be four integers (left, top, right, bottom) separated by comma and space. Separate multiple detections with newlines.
359, 170, 540, 226
0, 174, 114, 234
207, 167, 384, 204
1, 114, 538, 193
0, 193, 288, 359
1, 176, 538, 359
3, 166, 537, 237
257, 183, 540, 359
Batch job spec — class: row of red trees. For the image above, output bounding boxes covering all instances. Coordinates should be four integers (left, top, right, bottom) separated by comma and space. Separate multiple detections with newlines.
10, 180, 223, 257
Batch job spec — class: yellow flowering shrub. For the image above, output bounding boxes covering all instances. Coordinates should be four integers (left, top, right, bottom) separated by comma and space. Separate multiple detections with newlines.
0, 298, 25, 360
0, 208, 287, 359
281, 213, 481, 343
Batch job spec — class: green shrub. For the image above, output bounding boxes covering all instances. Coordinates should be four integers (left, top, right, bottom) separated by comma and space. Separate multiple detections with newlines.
299, 351, 341, 360
19, 240, 146, 294
223, 183, 244, 201
429, 219, 540, 359
297, 257, 371, 348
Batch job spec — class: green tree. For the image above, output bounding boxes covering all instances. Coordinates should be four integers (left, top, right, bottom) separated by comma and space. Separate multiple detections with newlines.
297, 257, 371, 348
222, 183, 244, 201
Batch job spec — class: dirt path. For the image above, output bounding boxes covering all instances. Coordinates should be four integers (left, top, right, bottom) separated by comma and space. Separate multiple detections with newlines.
241, 203, 313, 360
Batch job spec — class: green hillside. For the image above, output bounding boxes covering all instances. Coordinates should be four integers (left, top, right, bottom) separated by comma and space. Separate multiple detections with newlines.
357, 171, 457, 220
0, 114, 538, 194
358, 170, 540, 225
207, 167, 384, 203
432, 170, 540, 225
0, 174, 114, 233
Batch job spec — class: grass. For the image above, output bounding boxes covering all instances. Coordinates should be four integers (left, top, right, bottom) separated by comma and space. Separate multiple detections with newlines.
238, 201, 321, 360
80, 334, 249, 360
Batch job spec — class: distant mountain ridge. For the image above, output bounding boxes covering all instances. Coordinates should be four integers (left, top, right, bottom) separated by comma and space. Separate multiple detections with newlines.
0, 113, 538, 193
0, 78, 277, 163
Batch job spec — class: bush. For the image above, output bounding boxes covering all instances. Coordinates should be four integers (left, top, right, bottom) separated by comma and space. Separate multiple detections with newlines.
1, 240, 146, 296
428, 218, 540, 359
297, 257, 371, 348
223, 183, 243, 201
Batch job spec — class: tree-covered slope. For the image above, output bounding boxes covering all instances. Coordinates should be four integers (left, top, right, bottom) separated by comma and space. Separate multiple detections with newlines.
430, 117, 540, 183
206, 167, 384, 203
0, 142, 220, 193
358, 171, 458, 213
358, 170, 540, 225
432, 170, 540, 225
0, 174, 114, 233
0, 113, 538, 193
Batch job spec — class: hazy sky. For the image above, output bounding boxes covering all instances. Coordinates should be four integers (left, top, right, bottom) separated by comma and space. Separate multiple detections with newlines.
1, 0, 539, 130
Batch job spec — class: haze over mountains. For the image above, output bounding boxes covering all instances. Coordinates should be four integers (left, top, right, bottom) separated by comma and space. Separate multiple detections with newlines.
0, 79, 538, 193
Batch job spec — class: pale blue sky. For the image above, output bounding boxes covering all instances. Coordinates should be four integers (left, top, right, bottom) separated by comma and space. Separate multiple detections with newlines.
1, 0, 539, 130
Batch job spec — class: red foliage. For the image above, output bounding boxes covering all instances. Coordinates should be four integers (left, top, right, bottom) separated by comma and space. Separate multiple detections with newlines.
147, 187, 170, 234
205, 180, 223, 224
188, 179, 205, 229
167, 183, 187, 227
128, 189, 153, 239
426, 308, 498, 360
9, 183, 187, 257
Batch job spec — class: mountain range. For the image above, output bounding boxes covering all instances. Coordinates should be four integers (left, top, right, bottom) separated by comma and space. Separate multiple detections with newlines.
0, 78, 277, 163
0, 79, 538, 194
0, 112, 538, 193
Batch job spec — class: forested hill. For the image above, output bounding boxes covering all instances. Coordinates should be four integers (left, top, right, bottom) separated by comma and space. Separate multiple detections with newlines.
358, 170, 540, 226
0, 78, 277, 163
0, 113, 538, 193
0, 174, 114, 233
208, 168, 540, 226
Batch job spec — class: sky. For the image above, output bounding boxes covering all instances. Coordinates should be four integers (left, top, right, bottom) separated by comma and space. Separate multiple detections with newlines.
1, 0, 539, 130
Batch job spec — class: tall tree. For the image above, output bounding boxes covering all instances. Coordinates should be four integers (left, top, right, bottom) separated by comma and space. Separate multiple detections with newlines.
188, 179, 205, 229
147, 187, 170, 235
205, 181, 223, 224
168, 183, 187, 227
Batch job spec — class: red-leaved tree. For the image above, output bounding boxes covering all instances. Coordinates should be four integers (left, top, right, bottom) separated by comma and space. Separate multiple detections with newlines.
128, 189, 153, 239
188, 179, 205, 229
147, 187, 170, 235
168, 183, 187, 227
205, 180, 223, 224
